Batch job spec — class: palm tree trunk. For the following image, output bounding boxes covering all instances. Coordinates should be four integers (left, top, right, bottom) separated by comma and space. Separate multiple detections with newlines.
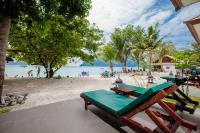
137, 59, 140, 70
120, 58, 125, 73
109, 61, 113, 74
148, 51, 152, 75
124, 57, 128, 73
0, 17, 11, 103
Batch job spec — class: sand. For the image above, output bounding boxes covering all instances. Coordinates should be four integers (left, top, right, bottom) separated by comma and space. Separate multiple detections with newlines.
3, 72, 200, 111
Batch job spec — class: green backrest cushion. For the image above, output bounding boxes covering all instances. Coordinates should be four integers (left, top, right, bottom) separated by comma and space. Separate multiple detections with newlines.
160, 76, 176, 80
118, 81, 174, 115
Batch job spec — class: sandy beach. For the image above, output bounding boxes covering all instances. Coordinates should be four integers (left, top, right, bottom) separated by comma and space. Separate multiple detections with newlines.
3, 72, 200, 111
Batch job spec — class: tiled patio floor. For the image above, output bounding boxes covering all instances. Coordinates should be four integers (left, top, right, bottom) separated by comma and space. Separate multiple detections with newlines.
0, 99, 200, 133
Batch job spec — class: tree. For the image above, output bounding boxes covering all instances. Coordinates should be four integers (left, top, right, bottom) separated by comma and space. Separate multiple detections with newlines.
156, 43, 175, 62
0, 0, 92, 101
9, 17, 103, 78
131, 49, 144, 70
135, 23, 163, 75
129, 26, 145, 70
172, 50, 193, 69
111, 26, 133, 72
171, 43, 200, 69
100, 43, 116, 74
190, 43, 200, 66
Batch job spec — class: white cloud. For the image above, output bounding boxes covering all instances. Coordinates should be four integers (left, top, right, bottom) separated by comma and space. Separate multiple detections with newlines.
161, 2, 200, 36
88, 0, 156, 32
88, 0, 200, 48
133, 10, 173, 28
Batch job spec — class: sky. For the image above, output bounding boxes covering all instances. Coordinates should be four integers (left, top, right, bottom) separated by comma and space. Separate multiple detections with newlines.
88, 0, 200, 50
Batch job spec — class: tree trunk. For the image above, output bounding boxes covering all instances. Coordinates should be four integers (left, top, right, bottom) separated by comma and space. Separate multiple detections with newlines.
0, 17, 11, 103
149, 51, 152, 75
124, 57, 128, 73
45, 67, 54, 78
137, 59, 140, 70
120, 61, 125, 73
49, 69, 54, 78
109, 61, 113, 75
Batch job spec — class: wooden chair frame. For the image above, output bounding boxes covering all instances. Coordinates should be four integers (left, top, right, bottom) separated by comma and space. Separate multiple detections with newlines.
81, 85, 197, 133
111, 83, 199, 114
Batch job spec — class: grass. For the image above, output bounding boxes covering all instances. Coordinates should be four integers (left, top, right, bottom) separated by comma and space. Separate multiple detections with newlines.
164, 96, 200, 109
0, 108, 12, 114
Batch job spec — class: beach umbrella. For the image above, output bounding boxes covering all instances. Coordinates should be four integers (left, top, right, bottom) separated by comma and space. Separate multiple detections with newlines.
185, 15, 200, 45
171, 0, 200, 10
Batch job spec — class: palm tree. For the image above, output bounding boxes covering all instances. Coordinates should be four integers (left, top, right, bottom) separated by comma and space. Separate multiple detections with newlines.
131, 49, 143, 70
100, 44, 116, 74
135, 23, 163, 75
129, 26, 145, 70
111, 28, 131, 72
156, 43, 175, 63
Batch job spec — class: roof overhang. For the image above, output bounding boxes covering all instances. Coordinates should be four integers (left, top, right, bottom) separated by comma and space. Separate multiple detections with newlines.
185, 15, 200, 44
171, 0, 200, 10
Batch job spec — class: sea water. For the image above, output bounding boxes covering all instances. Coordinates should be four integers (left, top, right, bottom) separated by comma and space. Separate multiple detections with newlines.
5, 65, 136, 78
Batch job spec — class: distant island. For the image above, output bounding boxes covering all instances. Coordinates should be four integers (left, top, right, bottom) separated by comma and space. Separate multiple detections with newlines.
80, 59, 137, 67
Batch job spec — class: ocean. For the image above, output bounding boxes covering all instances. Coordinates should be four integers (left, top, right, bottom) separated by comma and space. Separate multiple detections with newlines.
5, 65, 136, 78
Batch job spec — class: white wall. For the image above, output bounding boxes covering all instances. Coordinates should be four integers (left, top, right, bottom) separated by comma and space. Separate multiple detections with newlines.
161, 64, 176, 73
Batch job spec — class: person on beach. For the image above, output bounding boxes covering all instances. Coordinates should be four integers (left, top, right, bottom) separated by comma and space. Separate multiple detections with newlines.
37, 66, 41, 78
27, 70, 33, 77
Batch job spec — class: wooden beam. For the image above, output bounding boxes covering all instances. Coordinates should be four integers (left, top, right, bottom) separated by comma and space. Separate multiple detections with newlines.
171, 0, 183, 11
185, 16, 200, 44
171, 0, 200, 10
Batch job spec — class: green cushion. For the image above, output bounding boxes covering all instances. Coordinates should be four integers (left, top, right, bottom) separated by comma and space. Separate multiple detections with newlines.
126, 81, 174, 112
160, 76, 176, 80
81, 82, 174, 117
116, 82, 174, 96
80, 90, 135, 116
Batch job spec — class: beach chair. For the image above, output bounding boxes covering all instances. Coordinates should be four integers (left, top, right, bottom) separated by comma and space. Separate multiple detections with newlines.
111, 82, 199, 114
80, 82, 197, 133
160, 76, 199, 114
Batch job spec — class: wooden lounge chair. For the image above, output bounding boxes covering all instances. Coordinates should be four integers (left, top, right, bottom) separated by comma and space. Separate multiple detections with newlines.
161, 76, 199, 114
80, 82, 197, 133
111, 80, 199, 114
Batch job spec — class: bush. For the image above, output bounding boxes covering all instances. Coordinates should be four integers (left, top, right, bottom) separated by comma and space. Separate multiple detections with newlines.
0, 108, 11, 114
54, 75, 62, 79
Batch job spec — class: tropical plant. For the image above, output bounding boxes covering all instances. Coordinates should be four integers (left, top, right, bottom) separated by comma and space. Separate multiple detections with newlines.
156, 43, 175, 62
9, 17, 102, 78
190, 43, 200, 66
100, 43, 116, 74
110, 26, 133, 72
172, 50, 193, 69
131, 49, 143, 70
129, 26, 145, 70
135, 23, 164, 75
0, 0, 92, 101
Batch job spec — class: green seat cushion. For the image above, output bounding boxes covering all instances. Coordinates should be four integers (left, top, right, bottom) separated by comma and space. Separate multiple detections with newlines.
81, 90, 135, 116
